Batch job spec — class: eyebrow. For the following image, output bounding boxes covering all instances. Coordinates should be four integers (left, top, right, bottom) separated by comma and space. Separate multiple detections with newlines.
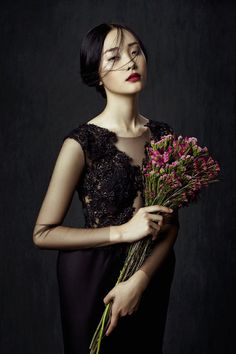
103, 41, 139, 55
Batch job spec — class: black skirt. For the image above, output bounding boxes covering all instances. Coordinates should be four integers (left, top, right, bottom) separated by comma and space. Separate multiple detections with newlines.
57, 244, 176, 354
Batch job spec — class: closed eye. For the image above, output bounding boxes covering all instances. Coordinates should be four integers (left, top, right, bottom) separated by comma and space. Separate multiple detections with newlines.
132, 48, 142, 56
108, 56, 120, 61
108, 48, 142, 61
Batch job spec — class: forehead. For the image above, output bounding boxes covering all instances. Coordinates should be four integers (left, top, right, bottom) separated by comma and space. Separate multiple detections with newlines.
102, 28, 138, 54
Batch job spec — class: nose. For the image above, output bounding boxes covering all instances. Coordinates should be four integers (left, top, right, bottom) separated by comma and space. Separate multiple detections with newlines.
127, 56, 137, 70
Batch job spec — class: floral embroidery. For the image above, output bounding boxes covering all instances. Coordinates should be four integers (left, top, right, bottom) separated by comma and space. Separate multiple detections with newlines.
63, 119, 175, 228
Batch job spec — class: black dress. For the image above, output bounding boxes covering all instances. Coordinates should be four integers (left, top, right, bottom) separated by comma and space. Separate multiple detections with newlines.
56, 118, 179, 354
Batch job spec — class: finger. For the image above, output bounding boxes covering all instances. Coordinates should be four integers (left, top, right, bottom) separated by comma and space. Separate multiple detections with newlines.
149, 221, 161, 231
106, 314, 119, 336
103, 291, 114, 305
129, 301, 140, 314
128, 308, 135, 315
144, 205, 173, 214
149, 222, 160, 240
133, 303, 140, 312
134, 299, 141, 312
132, 298, 139, 311
149, 213, 163, 225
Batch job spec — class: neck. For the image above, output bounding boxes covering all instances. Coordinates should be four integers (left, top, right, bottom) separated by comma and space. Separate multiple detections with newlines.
101, 93, 141, 132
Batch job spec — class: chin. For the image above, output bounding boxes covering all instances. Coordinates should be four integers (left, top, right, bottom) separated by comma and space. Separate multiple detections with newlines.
106, 84, 145, 97
120, 88, 143, 95
128, 85, 145, 94
126, 82, 145, 92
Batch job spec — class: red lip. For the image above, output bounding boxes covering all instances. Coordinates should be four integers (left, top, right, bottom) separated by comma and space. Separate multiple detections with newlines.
126, 73, 141, 81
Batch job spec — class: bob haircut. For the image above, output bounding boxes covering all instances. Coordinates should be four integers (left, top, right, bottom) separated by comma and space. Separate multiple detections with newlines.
80, 22, 148, 99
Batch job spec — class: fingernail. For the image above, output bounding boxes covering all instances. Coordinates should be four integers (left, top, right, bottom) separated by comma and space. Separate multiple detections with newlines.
169, 209, 173, 212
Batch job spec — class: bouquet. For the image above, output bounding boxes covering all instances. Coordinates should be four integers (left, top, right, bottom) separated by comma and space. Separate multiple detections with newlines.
89, 132, 221, 354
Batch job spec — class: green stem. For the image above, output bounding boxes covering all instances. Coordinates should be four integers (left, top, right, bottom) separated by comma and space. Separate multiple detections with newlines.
96, 304, 111, 354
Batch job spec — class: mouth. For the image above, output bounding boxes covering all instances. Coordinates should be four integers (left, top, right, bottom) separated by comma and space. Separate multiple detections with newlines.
126, 73, 141, 81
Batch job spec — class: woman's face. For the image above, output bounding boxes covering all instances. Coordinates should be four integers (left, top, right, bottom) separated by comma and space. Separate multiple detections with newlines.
98, 28, 147, 96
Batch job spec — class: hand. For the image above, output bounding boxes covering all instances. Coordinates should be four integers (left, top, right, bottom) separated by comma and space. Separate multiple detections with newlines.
120, 204, 173, 243
103, 270, 149, 336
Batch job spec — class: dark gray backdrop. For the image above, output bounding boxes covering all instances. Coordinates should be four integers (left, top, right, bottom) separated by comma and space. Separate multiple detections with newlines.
1, 1, 235, 353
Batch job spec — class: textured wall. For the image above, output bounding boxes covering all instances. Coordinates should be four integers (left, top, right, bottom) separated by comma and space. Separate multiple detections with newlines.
1, 1, 235, 353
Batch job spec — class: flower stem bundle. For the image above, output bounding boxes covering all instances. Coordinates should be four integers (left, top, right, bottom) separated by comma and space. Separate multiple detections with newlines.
89, 133, 221, 354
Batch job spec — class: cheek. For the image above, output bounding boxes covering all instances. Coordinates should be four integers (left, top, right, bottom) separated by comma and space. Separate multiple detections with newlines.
103, 59, 116, 71
99, 61, 120, 86
101, 72, 123, 90
100, 58, 117, 73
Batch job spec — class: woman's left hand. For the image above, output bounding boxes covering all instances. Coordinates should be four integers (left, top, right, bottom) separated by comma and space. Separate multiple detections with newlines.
103, 270, 149, 336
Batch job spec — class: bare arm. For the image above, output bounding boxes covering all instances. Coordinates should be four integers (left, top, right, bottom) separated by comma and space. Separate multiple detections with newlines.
32, 138, 123, 250
133, 221, 179, 289
103, 219, 180, 336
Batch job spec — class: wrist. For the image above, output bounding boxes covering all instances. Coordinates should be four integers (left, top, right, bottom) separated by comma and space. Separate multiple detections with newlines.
128, 269, 150, 293
109, 225, 125, 244
111, 223, 130, 243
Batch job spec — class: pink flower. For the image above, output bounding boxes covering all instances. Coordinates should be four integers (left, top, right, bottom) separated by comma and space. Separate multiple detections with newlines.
163, 152, 170, 163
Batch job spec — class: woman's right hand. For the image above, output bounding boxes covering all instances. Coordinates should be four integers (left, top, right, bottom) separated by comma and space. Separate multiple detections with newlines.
120, 205, 173, 243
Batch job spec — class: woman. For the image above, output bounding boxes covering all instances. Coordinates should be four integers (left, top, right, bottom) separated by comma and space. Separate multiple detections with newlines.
33, 22, 180, 354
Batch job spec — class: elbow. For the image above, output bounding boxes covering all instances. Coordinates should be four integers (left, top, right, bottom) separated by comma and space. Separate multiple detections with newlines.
32, 222, 60, 249
32, 224, 47, 249
33, 236, 42, 249
32, 231, 44, 249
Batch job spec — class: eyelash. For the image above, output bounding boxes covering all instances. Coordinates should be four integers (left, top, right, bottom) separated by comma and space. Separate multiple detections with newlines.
108, 49, 141, 61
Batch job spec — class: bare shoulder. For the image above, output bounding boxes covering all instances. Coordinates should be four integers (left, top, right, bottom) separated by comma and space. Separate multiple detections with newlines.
61, 135, 85, 165
62, 136, 83, 149
60, 138, 84, 164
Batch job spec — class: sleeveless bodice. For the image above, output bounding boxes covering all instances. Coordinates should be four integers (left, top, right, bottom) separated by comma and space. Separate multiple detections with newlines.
58, 118, 179, 354
63, 118, 175, 229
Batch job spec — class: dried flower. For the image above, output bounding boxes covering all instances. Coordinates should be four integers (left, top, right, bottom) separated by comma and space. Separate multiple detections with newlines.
89, 132, 221, 353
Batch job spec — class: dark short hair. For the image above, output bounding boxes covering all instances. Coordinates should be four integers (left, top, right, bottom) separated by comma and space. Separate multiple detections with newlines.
80, 22, 148, 99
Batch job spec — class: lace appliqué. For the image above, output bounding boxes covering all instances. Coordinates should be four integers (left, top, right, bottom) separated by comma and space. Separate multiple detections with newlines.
63, 119, 175, 229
